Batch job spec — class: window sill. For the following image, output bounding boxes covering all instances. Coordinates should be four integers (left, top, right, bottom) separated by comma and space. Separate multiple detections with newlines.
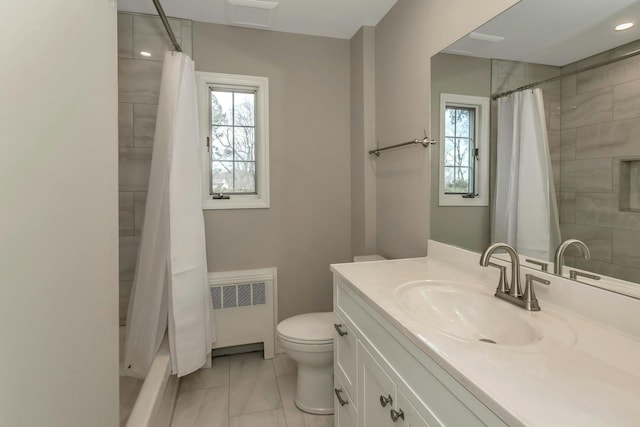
439, 194, 488, 207
203, 195, 270, 210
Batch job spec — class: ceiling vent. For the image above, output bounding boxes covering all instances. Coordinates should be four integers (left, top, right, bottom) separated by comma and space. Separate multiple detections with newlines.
226, 0, 279, 29
468, 32, 505, 43
443, 32, 504, 56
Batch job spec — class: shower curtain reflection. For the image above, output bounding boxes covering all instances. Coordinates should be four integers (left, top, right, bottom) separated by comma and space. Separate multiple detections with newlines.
492, 88, 561, 260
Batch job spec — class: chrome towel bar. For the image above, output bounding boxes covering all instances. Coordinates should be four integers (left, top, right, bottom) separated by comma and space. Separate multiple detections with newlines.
369, 136, 435, 157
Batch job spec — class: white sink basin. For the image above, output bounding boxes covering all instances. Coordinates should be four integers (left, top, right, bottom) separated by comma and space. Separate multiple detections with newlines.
395, 280, 575, 349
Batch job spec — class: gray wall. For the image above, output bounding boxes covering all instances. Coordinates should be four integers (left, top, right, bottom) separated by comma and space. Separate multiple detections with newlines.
350, 26, 377, 257
373, 0, 519, 259
559, 40, 640, 283
1, 1, 119, 425
430, 53, 492, 252
118, 13, 193, 325
193, 22, 352, 322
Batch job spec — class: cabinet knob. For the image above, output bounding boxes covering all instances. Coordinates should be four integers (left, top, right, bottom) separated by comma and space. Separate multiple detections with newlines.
334, 388, 348, 406
334, 323, 348, 337
379, 394, 392, 407
390, 408, 405, 422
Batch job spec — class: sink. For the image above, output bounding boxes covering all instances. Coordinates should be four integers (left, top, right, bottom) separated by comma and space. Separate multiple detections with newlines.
395, 280, 571, 348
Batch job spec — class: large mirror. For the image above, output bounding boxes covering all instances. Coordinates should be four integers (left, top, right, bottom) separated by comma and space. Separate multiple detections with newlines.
431, 0, 640, 295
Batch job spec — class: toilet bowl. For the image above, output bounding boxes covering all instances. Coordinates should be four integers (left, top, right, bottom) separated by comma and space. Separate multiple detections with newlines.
276, 312, 334, 414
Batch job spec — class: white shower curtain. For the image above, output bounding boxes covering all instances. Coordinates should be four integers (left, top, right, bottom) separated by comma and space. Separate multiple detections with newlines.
492, 88, 561, 260
124, 51, 215, 378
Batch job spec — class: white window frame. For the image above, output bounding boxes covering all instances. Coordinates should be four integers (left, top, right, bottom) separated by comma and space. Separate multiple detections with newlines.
439, 93, 490, 207
196, 71, 270, 210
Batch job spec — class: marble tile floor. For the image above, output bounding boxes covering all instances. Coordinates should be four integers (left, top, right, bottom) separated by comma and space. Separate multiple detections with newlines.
171, 351, 334, 427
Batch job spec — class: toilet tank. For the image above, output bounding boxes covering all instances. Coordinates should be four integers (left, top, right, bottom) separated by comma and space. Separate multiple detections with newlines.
353, 255, 386, 262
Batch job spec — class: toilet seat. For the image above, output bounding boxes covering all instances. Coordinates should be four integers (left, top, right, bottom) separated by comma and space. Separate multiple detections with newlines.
278, 335, 333, 353
276, 312, 334, 343
278, 334, 333, 345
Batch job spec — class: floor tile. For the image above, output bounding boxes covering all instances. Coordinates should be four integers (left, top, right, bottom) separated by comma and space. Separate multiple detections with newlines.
276, 374, 297, 409
273, 353, 297, 377
229, 352, 282, 417
171, 385, 228, 427
170, 352, 334, 426
180, 356, 230, 392
229, 409, 286, 427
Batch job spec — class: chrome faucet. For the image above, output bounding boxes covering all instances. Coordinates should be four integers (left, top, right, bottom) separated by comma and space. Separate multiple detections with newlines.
553, 239, 591, 275
480, 243, 523, 297
480, 242, 550, 311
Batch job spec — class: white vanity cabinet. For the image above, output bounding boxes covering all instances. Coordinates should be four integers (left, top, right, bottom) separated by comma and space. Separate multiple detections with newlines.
359, 341, 429, 427
333, 274, 508, 427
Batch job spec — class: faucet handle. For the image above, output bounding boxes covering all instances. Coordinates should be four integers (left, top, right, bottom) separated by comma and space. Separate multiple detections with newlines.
525, 258, 549, 272
488, 261, 509, 293
522, 274, 550, 312
569, 270, 601, 281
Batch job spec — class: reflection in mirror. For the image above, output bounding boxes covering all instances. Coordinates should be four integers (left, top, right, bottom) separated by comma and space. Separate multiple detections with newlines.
430, 0, 640, 293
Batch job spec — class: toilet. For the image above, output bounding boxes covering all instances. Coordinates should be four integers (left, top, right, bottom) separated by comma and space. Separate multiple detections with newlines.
276, 312, 334, 414
277, 255, 385, 414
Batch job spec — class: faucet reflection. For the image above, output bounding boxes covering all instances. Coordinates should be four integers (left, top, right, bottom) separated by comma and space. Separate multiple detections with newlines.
554, 239, 591, 276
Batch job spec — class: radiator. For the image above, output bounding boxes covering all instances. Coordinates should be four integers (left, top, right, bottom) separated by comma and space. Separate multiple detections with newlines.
208, 267, 277, 359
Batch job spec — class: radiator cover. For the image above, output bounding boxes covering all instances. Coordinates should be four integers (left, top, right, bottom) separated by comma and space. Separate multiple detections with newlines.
208, 267, 277, 359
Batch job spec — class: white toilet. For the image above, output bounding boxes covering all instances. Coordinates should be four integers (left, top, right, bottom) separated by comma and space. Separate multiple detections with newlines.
277, 256, 385, 414
276, 312, 334, 414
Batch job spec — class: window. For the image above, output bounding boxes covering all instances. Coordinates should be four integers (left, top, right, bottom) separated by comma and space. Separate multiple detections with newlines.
196, 72, 269, 209
439, 93, 489, 206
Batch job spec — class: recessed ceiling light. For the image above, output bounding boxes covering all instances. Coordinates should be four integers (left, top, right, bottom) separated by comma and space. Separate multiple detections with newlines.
140, 51, 152, 57
615, 22, 634, 31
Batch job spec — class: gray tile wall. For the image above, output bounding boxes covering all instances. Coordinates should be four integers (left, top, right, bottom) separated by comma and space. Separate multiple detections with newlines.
560, 39, 640, 284
117, 12, 193, 325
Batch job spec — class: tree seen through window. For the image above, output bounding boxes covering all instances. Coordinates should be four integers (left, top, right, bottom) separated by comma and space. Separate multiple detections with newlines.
444, 106, 475, 194
210, 88, 257, 194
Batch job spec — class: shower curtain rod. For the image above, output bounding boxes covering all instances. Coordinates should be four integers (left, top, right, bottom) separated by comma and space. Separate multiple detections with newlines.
491, 47, 640, 100
152, 0, 182, 52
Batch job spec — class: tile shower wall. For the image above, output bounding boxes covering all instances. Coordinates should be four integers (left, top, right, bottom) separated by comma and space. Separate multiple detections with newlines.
118, 13, 193, 325
560, 40, 640, 283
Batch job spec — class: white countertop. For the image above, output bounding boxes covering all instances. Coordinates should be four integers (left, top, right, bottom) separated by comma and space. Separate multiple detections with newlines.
331, 254, 640, 426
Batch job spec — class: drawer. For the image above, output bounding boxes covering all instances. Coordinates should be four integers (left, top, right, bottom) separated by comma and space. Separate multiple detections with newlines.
334, 312, 357, 406
334, 376, 357, 427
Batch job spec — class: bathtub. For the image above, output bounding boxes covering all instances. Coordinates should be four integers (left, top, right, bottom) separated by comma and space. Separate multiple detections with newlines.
123, 336, 179, 427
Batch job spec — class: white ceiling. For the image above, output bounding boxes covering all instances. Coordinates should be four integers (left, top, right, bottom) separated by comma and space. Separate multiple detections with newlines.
117, 0, 398, 39
443, 0, 640, 66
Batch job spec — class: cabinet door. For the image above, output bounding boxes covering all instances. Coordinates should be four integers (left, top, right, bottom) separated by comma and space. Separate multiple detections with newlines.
334, 376, 357, 427
334, 312, 357, 404
358, 342, 396, 427
397, 389, 431, 427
